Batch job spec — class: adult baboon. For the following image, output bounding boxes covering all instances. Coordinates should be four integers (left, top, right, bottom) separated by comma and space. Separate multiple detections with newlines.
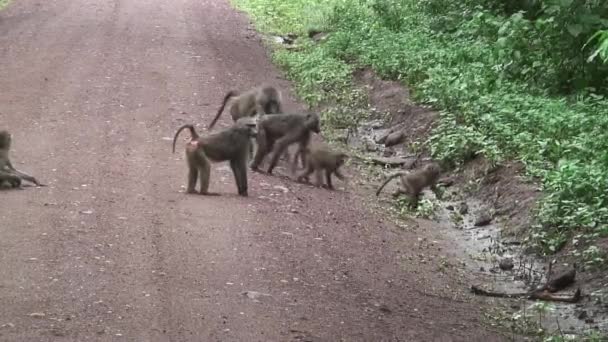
250, 112, 320, 174
172, 119, 257, 196
208, 84, 282, 129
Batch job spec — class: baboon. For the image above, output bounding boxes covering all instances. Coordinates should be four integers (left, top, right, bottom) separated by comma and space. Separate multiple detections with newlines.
250, 112, 320, 174
0, 130, 45, 189
171, 119, 257, 196
208, 85, 282, 129
296, 144, 348, 190
376, 162, 441, 207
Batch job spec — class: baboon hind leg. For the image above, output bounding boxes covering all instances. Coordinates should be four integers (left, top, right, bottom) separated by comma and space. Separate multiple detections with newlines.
195, 150, 219, 196
267, 135, 296, 174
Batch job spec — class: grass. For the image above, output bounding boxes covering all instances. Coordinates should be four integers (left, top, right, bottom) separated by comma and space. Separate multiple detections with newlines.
0, 0, 10, 10
232, 0, 608, 264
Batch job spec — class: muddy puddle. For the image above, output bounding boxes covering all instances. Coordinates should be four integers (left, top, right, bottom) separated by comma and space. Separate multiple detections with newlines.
348, 121, 608, 338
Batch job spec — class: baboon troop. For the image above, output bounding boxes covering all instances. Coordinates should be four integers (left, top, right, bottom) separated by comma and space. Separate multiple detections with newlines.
4, 83, 441, 209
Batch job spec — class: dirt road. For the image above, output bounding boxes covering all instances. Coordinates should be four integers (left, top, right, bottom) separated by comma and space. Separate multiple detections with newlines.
0, 0, 508, 341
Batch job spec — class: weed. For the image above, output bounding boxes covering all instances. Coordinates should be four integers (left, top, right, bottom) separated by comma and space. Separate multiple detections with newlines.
233, 0, 608, 252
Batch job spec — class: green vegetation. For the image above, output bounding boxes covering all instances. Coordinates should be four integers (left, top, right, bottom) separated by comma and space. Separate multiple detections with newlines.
233, 0, 608, 259
0, 0, 10, 10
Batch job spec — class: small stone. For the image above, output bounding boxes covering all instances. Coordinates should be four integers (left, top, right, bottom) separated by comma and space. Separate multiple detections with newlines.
499, 258, 514, 271
273, 185, 289, 193
474, 211, 492, 227
458, 202, 469, 215
384, 130, 405, 147
29, 312, 45, 318
576, 310, 588, 320
243, 291, 270, 301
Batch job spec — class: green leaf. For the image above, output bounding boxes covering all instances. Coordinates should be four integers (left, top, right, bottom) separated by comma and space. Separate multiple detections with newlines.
567, 24, 583, 37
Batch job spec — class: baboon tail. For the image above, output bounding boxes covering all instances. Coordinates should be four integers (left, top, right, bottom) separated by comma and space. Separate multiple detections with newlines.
376, 172, 405, 196
208, 90, 238, 129
172, 124, 199, 153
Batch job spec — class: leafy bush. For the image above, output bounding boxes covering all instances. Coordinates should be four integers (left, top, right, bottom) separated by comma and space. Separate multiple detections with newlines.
233, 0, 608, 254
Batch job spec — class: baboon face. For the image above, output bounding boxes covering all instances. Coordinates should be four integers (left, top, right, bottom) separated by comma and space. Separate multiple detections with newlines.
235, 118, 258, 137
336, 153, 348, 167
425, 163, 441, 178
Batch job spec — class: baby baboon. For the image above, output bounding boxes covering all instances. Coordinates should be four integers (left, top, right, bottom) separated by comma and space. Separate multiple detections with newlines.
0, 130, 45, 189
250, 112, 320, 174
296, 144, 348, 190
376, 162, 441, 207
171, 119, 257, 196
208, 84, 282, 129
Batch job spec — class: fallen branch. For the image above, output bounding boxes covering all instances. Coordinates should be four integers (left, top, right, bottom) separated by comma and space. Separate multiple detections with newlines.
470, 285, 582, 303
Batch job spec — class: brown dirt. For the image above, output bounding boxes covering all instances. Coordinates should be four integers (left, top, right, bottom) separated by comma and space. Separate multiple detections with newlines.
0, 0, 511, 341
355, 68, 540, 237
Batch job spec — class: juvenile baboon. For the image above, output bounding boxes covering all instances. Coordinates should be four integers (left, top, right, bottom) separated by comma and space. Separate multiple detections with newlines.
296, 144, 348, 190
250, 112, 320, 174
0, 130, 45, 189
171, 119, 257, 196
376, 162, 441, 207
208, 85, 282, 129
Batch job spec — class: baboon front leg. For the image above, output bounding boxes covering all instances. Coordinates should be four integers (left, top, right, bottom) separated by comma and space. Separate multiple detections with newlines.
298, 141, 307, 168
230, 158, 248, 197
6, 161, 43, 186
314, 170, 323, 187
334, 169, 345, 181
187, 165, 198, 194
296, 164, 314, 183
325, 170, 334, 190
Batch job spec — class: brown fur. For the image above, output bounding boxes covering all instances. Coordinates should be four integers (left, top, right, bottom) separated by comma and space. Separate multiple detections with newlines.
250, 113, 321, 174
376, 162, 441, 207
208, 85, 282, 129
172, 120, 257, 196
296, 144, 347, 189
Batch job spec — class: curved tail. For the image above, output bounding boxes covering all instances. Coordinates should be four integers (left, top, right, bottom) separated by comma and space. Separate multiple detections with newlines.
208, 90, 238, 129
172, 124, 199, 153
376, 172, 405, 196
